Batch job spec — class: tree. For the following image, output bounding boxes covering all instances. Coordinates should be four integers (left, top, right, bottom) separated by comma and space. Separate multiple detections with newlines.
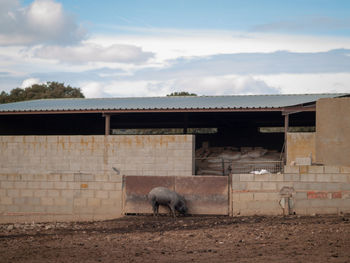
167, 91, 197, 96
0, 82, 84, 104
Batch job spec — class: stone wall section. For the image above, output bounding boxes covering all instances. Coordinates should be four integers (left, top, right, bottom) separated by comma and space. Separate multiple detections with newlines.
231, 165, 350, 216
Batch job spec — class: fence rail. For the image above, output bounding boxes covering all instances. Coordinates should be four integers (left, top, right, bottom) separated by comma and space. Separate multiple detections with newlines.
196, 158, 284, 176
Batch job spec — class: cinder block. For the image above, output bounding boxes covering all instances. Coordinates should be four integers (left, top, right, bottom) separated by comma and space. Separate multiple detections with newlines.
262, 182, 277, 191
95, 174, 109, 182
254, 174, 269, 182
284, 174, 300, 182
54, 197, 68, 206
231, 174, 240, 182
308, 166, 324, 174
240, 192, 254, 201
331, 174, 348, 183
21, 189, 34, 197
284, 166, 299, 174
341, 183, 350, 191
27, 197, 41, 206
47, 174, 61, 181
324, 166, 340, 173
294, 192, 308, 200
34, 190, 47, 197
340, 166, 350, 174
246, 182, 261, 190
325, 183, 341, 191
27, 181, 41, 189
7, 189, 19, 197
14, 182, 27, 189
240, 174, 254, 182
316, 174, 332, 182
41, 197, 54, 206
232, 182, 247, 191
53, 182, 67, 189
95, 190, 109, 199
1, 197, 13, 205
269, 174, 284, 182
254, 193, 268, 201
102, 183, 115, 191
47, 190, 60, 197
109, 191, 122, 200
1, 181, 14, 189
294, 199, 311, 209
40, 181, 54, 189
87, 198, 101, 207
73, 198, 86, 207
80, 190, 94, 198
300, 174, 316, 182
13, 197, 26, 205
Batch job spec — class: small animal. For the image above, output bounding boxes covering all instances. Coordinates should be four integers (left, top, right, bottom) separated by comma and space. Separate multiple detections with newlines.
148, 187, 188, 218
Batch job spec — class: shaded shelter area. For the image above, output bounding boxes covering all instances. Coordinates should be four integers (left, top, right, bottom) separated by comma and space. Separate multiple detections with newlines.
0, 94, 347, 161
0, 109, 316, 152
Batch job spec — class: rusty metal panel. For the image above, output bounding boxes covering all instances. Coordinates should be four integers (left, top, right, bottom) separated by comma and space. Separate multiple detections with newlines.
123, 175, 229, 215
175, 176, 229, 215
124, 176, 175, 214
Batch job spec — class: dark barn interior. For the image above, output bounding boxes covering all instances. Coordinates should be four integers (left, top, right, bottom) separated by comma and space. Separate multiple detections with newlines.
0, 110, 316, 153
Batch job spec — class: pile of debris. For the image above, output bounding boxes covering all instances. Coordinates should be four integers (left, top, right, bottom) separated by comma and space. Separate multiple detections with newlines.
195, 146, 282, 175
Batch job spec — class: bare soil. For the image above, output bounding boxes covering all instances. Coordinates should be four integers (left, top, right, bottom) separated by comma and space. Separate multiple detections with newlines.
1, 214, 350, 263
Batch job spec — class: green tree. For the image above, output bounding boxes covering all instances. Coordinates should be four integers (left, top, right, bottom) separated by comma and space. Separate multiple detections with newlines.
167, 91, 197, 96
0, 82, 84, 104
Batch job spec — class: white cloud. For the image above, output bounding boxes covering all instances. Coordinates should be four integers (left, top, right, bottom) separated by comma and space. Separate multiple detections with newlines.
20, 77, 41, 88
34, 43, 154, 64
0, 0, 85, 45
79, 75, 279, 98
80, 82, 110, 98
257, 73, 350, 94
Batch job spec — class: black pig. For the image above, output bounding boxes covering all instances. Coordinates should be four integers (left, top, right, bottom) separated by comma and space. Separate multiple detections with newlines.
148, 187, 188, 218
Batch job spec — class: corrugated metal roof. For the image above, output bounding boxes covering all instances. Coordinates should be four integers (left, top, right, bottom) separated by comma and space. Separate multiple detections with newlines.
0, 94, 348, 113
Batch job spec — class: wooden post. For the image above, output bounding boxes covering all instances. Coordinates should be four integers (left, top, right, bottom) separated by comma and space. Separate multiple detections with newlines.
105, 114, 110, 136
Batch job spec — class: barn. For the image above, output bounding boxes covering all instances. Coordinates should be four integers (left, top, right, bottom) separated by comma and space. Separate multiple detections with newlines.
0, 93, 350, 222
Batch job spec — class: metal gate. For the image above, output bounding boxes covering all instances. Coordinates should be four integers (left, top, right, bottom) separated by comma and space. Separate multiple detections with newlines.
123, 176, 229, 215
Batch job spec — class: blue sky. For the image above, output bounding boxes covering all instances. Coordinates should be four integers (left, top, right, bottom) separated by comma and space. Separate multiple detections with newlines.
1, 0, 350, 97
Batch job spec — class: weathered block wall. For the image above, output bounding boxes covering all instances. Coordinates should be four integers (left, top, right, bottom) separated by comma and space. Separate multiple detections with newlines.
231, 165, 350, 216
316, 97, 350, 166
0, 135, 195, 176
287, 132, 315, 164
0, 135, 194, 223
0, 173, 122, 223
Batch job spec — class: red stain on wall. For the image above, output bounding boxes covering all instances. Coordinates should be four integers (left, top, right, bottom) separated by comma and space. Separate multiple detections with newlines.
307, 191, 328, 199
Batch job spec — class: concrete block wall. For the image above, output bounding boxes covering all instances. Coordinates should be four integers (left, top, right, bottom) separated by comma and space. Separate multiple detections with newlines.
0, 172, 123, 223
0, 135, 194, 176
0, 135, 194, 222
231, 165, 350, 216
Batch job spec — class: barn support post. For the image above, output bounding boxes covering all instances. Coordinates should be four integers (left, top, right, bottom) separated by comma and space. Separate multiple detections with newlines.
184, 113, 188, 134
284, 113, 289, 163
104, 114, 111, 135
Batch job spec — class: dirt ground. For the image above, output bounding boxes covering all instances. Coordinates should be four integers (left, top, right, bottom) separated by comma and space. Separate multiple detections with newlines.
1, 214, 350, 263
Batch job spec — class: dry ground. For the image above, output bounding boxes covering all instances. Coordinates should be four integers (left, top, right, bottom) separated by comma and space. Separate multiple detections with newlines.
1, 214, 350, 262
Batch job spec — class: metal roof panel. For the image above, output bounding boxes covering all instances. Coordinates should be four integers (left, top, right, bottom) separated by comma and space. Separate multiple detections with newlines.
0, 94, 348, 113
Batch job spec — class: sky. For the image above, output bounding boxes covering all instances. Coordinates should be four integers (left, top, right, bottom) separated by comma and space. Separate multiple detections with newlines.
1, 0, 350, 98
